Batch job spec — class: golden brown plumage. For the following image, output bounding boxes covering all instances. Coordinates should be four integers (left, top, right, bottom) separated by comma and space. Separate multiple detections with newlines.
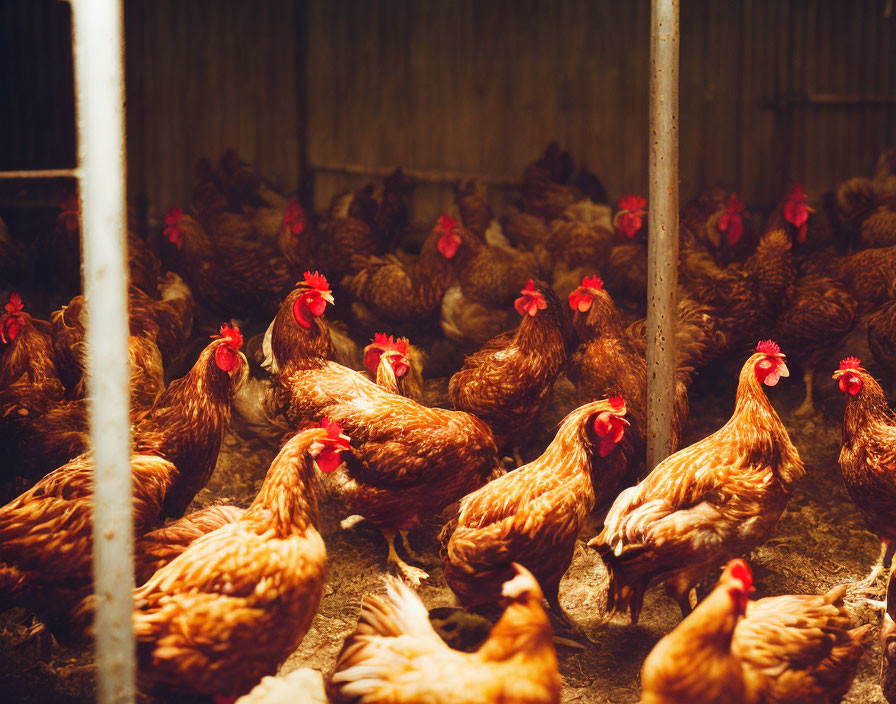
449, 281, 569, 450
639, 560, 757, 704
330, 564, 560, 704
591, 342, 803, 624
268, 284, 501, 583
133, 424, 342, 699
440, 398, 628, 614
732, 584, 870, 704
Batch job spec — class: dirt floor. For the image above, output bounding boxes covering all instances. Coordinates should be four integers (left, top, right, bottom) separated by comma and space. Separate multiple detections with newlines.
1, 329, 892, 704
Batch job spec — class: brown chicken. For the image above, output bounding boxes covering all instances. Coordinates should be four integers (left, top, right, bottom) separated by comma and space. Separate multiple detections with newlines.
0, 292, 63, 397
868, 279, 896, 389
329, 564, 560, 704
440, 220, 542, 349
680, 228, 796, 350
639, 559, 757, 704
455, 178, 493, 239
440, 397, 628, 615
590, 341, 804, 623
833, 356, 896, 586
268, 282, 502, 584
640, 559, 869, 704
520, 142, 584, 220
448, 280, 569, 451
602, 194, 649, 305
882, 567, 896, 703
0, 326, 247, 627
680, 189, 755, 265
343, 215, 466, 327
163, 207, 294, 318
568, 276, 723, 480
363, 333, 424, 403
776, 273, 858, 416
813, 244, 896, 315
132, 422, 347, 699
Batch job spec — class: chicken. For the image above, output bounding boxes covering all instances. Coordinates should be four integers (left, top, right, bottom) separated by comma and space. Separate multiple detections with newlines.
363, 333, 424, 403
267, 282, 502, 584
590, 341, 804, 623
639, 559, 757, 704
0, 292, 63, 398
882, 567, 896, 703
812, 244, 896, 315
0, 326, 247, 627
440, 221, 542, 349
680, 190, 755, 265
543, 200, 615, 301
448, 280, 570, 451
680, 228, 796, 350
868, 279, 896, 388
132, 422, 346, 699
731, 582, 870, 704
640, 559, 869, 704
833, 356, 896, 587
344, 215, 464, 328
765, 181, 838, 259
162, 206, 294, 318
568, 276, 722, 480
440, 397, 628, 616
602, 194, 649, 305
776, 273, 858, 416
455, 178, 493, 239
133, 504, 244, 585
835, 176, 896, 249
520, 142, 584, 220
329, 564, 560, 704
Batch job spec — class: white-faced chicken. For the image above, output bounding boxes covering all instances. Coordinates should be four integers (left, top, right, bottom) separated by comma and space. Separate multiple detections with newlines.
132, 420, 348, 699
329, 563, 561, 704
591, 341, 803, 623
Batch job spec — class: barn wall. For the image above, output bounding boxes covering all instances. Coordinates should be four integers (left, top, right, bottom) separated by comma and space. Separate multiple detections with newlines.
308, 0, 896, 220
2, 0, 894, 225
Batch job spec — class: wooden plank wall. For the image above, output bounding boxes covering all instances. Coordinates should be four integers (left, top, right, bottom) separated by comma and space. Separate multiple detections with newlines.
123, 0, 302, 222
308, 0, 896, 221
2, 0, 894, 224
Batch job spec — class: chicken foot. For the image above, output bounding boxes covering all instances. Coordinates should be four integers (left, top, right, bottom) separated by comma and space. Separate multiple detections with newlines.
855, 541, 895, 596
382, 528, 429, 586
664, 578, 696, 618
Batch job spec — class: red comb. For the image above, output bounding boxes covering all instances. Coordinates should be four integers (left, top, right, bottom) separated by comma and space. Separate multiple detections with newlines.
725, 194, 745, 214
165, 207, 183, 226
303, 271, 330, 291
520, 279, 536, 295
756, 340, 781, 355
788, 182, 806, 201
283, 198, 306, 235
5, 292, 23, 315
321, 416, 344, 439
727, 558, 753, 591
839, 356, 862, 371
609, 395, 624, 411
618, 194, 647, 213
582, 275, 603, 290
216, 323, 244, 350
436, 214, 459, 233
371, 333, 408, 356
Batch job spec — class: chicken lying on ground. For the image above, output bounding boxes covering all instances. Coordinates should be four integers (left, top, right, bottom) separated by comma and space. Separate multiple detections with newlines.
590, 341, 804, 624
833, 356, 896, 591
0, 326, 247, 629
329, 564, 560, 704
363, 333, 424, 403
440, 397, 628, 619
132, 421, 348, 700
449, 280, 570, 452
267, 279, 502, 584
640, 559, 869, 704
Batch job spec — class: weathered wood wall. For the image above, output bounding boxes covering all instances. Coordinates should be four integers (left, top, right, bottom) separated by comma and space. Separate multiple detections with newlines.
2, 0, 895, 224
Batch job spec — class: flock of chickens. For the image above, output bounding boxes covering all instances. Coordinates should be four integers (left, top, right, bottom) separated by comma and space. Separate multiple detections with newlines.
1, 143, 896, 703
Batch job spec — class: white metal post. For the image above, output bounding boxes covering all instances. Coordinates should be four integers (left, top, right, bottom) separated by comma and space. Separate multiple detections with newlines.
646, 0, 680, 469
69, 1, 136, 702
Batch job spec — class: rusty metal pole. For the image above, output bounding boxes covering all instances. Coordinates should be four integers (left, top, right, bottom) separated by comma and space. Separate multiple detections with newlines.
646, 0, 679, 469
69, 1, 136, 702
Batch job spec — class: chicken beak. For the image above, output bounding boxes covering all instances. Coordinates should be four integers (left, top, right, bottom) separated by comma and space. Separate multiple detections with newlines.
323, 291, 335, 305
778, 360, 790, 378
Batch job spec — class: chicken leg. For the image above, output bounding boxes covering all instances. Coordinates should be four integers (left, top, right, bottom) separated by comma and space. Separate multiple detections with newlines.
398, 529, 440, 568
383, 528, 428, 586
792, 368, 816, 417
856, 540, 895, 596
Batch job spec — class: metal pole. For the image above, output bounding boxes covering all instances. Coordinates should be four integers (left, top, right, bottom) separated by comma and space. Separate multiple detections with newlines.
646, 0, 679, 469
69, 1, 136, 702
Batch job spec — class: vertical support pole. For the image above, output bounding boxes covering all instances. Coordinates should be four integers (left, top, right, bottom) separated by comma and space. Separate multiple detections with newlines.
69, 1, 136, 703
646, 0, 680, 469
